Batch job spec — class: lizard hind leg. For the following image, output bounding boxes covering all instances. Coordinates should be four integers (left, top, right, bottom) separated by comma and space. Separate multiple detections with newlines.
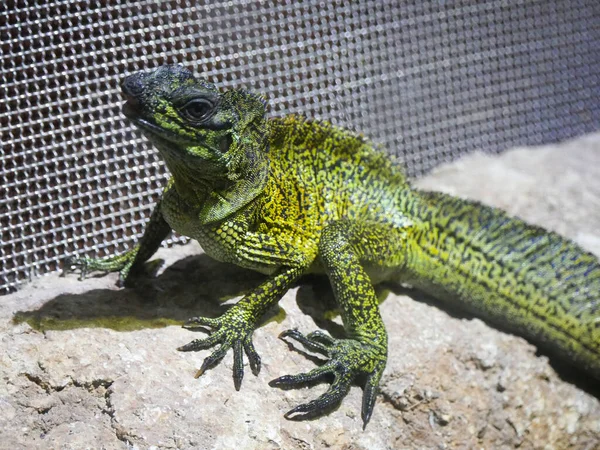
270, 220, 405, 427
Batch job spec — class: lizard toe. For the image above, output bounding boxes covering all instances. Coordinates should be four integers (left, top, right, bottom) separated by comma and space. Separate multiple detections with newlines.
269, 361, 336, 389
282, 375, 351, 421
279, 328, 332, 355
180, 306, 263, 390
272, 329, 387, 424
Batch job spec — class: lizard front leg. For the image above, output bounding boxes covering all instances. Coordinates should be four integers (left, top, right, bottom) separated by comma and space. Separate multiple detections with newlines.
178, 265, 304, 389
270, 220, 409, 427
63, 199, 172, 286
177, 221, 312, 390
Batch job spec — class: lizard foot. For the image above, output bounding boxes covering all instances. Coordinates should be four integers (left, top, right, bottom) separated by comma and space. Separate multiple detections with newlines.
62, 248, 140, 286
269, 328, 387, 428
178, 306, 261, 390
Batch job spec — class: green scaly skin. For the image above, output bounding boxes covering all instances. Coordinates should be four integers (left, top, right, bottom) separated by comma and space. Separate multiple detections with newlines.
64, 65, 600, 427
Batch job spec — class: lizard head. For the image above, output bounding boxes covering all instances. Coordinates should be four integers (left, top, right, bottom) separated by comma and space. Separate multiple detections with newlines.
121, 64, 268, 184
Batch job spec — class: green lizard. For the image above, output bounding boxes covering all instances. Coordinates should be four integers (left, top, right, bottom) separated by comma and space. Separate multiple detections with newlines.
65, 65, 600, 427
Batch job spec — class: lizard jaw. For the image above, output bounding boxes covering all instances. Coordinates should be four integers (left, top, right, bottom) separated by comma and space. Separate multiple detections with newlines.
122, 103, 227, 165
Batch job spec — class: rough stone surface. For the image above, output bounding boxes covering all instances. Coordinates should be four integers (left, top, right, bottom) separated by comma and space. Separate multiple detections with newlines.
2, 134, 600, 449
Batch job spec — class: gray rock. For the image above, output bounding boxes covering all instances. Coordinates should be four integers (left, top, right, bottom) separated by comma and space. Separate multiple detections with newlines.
2, 134, 600, 449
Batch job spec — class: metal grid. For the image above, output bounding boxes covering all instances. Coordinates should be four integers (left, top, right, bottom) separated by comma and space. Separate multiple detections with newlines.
2, 0, 600, 294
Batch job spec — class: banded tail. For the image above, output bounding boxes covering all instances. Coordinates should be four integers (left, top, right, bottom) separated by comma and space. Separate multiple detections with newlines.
406, 191, 600, 379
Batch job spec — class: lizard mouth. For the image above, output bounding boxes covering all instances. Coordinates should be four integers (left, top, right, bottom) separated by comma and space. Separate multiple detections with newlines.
122, 100, 142, 121
121, 101, 225, 156
121, 100, 195, 146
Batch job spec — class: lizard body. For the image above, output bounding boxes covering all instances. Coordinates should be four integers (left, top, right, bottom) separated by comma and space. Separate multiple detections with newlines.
66, 65, 600, 426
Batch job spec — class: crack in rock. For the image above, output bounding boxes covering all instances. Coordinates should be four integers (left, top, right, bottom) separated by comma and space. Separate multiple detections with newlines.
19, 372, 138, 445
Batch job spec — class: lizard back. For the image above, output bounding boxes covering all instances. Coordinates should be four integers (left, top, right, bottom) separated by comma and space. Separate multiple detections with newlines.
263, 116, 412, 229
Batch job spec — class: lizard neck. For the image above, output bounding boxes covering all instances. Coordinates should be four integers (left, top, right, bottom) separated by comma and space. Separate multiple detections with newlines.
161, 154, 214, 206
160, 135, 270, 224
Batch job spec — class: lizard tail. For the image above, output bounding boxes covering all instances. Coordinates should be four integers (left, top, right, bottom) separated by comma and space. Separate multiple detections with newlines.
407, 191, 600, 380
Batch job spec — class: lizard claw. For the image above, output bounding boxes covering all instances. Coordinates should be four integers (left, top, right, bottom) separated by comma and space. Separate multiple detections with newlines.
61, 248, 140, 285
62, 256, 89, 281
178, 306, 261, 390
270, 328, 386, 427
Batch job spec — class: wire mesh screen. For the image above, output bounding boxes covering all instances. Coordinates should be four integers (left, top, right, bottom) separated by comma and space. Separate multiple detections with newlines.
2, 1, 600, 294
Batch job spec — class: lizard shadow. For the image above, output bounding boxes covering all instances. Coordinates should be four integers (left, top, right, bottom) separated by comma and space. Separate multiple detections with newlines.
13, 254, 271, 332
383, 283, 600, 400
13, 254, 344, 339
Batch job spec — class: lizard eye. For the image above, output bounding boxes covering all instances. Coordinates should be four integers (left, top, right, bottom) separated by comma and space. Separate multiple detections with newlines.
179, 98, 215, 123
